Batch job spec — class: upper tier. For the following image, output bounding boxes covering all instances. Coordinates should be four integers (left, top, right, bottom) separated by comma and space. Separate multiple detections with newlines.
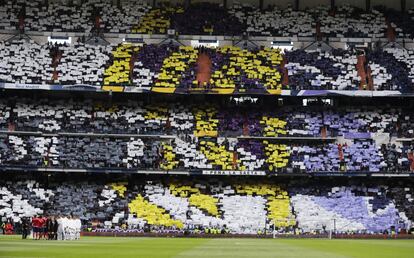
1, 1, 414, 38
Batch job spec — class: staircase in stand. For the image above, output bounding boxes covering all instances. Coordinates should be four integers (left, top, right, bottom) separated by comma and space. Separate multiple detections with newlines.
316, 21, 322, 41
408, 152, 414, 171
386, 20, 396, 43
195, 53, 212, 87
356, 55, 370, 90
321, 126, 327, 139
18, 5, 25, 31
51, 48, 63, 82
280, 56, 289, 86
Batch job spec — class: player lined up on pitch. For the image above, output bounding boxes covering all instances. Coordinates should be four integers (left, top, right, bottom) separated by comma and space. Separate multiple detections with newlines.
19, 215, 82, 240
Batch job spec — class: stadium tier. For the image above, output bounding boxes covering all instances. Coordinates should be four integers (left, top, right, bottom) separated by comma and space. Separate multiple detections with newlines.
0, 177, 412, 234
6, 98, 414, 137
0, 40, 414, 93
0, 97, 408, 173
0, 1, 413, 38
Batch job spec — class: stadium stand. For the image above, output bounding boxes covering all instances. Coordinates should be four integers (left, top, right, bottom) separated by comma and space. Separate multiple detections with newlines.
23, 0, 95, 33
290, 186, 409, 232
0, 39, 413, 93
312, 5, 387, 38
56, 43, 112, 85
153, 46, 199, 92
0, 40, 53, 84
131, 5, 179, 34
104, 43, 138, 86
386, 8, 414, 39
367, 49, 414, 92
229, 4, 315, 37
0, 133, 411, 173
284, 49, 360, 90
8, 98, 414, 137
0, 97, 408, 173
132, 44, 176, 89
0, 178, 412, 234
0, 0, 19, 31
172, 3, 244, 36
207, 46, 284, 93
0, 1, 412, 40
100, 0, 151, 33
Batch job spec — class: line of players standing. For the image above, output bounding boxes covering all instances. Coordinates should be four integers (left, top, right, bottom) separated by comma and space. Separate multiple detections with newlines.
21, 216, 58, 240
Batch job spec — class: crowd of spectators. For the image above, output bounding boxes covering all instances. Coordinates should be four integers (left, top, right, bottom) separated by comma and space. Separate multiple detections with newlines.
386, 8, 414, 39
285, 48, 360, 90
1, 1, 414, 39
5, 98, 414, 137
0, 178, 412, 235
313, 5, 387, 38
1, 1, 414, 240
367, 48, 414, 92
0, 0, 19, 31
0, 40, 53, 84
56, 42, 112, 85
229, 3, 315, 37
0, 98, 409, 172
172, 3, 244, 36
0, 39, 413, 93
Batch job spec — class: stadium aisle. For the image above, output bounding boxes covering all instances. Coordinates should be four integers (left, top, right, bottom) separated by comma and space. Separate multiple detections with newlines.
196, 53, 212, 86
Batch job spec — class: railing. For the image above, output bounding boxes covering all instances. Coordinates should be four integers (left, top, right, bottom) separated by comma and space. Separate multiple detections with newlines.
0, 165, 412, 177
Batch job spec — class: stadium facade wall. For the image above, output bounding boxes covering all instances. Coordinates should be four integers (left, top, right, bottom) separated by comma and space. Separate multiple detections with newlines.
336, 0, 365, 9
193, 0, 223, 4
263, 0, 293, 9
371, 0, 401, 10
300, 0, 331, 9
227, 0, 260, 8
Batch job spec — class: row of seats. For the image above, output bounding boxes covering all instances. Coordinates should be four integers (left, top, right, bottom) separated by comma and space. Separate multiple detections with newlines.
0, 179, 412, 234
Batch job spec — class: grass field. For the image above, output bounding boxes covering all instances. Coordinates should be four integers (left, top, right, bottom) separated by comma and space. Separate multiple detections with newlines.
0, 235, 414, 258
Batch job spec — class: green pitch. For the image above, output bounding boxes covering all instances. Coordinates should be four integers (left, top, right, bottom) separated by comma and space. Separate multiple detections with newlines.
1, 235, 413, 258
